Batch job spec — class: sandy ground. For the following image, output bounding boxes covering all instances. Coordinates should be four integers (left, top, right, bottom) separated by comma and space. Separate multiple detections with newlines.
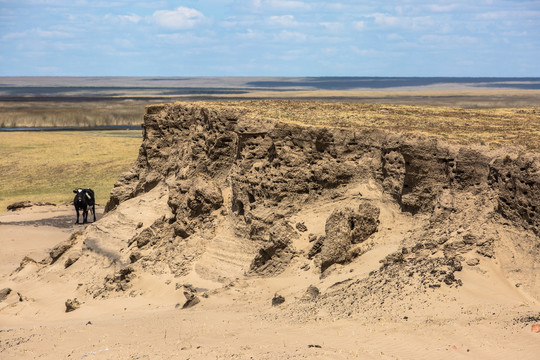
0, 205, 99, 273
1, 199, 539, 360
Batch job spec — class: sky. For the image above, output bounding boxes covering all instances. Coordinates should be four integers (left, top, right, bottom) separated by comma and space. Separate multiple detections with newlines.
0, 0, 539, 77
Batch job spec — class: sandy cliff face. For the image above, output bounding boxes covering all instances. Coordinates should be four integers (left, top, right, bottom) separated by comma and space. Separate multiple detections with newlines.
108, 103, 539, 233
98, 103, 540, 299
4, 102, 540, 359
4, 102, 539, 320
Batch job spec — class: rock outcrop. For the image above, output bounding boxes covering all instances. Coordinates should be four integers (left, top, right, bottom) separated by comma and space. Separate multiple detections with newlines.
107, 103, 539, 235
99, 103, 539, 290
314, 201, 380, 272
10, 102, 539, 312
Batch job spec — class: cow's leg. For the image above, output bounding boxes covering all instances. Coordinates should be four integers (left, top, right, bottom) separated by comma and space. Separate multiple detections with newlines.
83, 208, 88, 224
75, 206, 80, 224
92, 204, 96, 222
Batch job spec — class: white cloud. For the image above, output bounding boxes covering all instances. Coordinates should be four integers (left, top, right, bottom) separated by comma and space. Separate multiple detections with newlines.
322, 3, 347, 11
156, 32, 211, 44
426, 4, 459, 12
219, 16, 260, 29
134, 1, 168, 8
275, 48, 306, 61
321, 47, 338, 56
114, 38, 134, 48
268, 0, 310, 10
236, 28, 264, 40
104, 13, 142, 24
353, 21, 365, 31
246, 0, 311, 12
118, 14, 141, 23
370, 13, 401, 27
351, 46, 380, 57
320, 22, 345, 34
220, 17, 240, 28
502, 30, 528, 37
2, 28, 72, 40
475, 11, 503, 20
475, 10, 540, 21
151, 6, 206, 30
51, 41, 80, 50
420, 34, 479, 46
367, 13, 434, 31
268, 15, 298, 27
386, 33, 403, 41
309, 34, 349, 44
274, 30, 307, 42
35, 29, 71, 37
410, 16, 435, 30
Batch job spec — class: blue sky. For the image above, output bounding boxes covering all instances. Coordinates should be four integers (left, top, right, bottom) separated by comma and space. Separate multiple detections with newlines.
1, 0, 539, 76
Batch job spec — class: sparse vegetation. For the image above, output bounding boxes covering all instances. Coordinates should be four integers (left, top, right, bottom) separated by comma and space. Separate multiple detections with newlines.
205, 100, 540, 152
0, 101, 146, 128
0, 130, 141, 211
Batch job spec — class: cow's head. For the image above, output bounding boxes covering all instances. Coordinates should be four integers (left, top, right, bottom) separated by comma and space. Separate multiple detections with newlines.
73, 188, 84, 204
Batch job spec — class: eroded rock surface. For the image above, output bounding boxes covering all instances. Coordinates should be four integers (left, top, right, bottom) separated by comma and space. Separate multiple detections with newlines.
316, 201, 380, 272
9, 102, 539, 314
100, 103, 538, 289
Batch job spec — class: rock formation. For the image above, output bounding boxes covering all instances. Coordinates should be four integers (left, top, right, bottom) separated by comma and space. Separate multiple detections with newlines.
102, 103, 540, 296
6, 102, 540, 316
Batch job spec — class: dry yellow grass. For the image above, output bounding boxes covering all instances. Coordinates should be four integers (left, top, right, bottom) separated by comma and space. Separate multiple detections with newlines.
199, 100, 540, 152
183, 88, 540, 107
0, 130, 141, 212
3, 89, 540, 128
0, 101, 146, 128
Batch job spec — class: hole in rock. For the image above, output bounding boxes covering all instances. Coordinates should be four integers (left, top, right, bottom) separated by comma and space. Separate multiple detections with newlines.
248, 193, 256, 203
235, 200, 245, 216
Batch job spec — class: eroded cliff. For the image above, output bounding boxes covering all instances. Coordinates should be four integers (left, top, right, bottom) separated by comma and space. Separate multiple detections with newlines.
99, 103, 540, 299
6, 102, 539, 320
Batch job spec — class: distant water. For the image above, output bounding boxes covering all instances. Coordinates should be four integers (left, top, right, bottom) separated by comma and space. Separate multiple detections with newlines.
0, 77, 539, 99
244, 77, 540, 90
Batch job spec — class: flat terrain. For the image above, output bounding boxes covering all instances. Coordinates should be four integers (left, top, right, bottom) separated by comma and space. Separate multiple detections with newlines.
0, 101, 146, 128
0, 130, 140, 212
223, 100, 540, 151
2, 76, 540, 129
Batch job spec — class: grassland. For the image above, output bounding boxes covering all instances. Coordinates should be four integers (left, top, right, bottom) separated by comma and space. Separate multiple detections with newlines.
0, 130, 141, 212
5, 98, 535, 150
222, 89, 540, 108
0, 101, 146, 128
2, 88, 540, 128
199, 100, 540, 152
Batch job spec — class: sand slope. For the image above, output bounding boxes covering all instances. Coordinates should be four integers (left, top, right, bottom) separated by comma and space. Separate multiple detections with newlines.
1, 201, 539, 359
1, 205, 539, 359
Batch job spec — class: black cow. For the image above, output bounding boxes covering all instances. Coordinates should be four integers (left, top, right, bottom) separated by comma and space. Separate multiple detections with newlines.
73, 188, 96, 224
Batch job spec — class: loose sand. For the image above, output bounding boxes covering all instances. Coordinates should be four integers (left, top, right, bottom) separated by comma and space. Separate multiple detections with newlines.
1, 201, 539, 359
